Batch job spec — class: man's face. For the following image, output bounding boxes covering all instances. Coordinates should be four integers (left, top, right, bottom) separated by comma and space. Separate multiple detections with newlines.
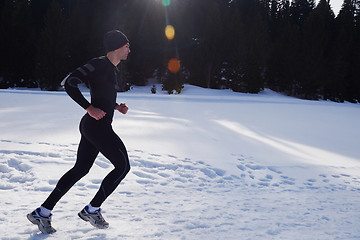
116, 43, 130, 60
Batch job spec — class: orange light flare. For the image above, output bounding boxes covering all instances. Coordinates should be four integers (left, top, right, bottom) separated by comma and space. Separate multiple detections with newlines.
168, 58, 180, 73
165, 25, 175, 40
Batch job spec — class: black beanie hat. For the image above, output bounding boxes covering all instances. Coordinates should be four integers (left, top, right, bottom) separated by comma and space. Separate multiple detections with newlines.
103, 30, 129, 52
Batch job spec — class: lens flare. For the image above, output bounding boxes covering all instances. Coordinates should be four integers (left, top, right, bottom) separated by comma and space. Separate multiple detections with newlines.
162, 0, 171, 7
165, 25, 175, 40
168, 58, 180, 73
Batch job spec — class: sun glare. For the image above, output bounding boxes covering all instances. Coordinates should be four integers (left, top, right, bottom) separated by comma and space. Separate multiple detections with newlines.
165, 25, 175, 40
162, 0, 171, 7
168, 58, 180, 73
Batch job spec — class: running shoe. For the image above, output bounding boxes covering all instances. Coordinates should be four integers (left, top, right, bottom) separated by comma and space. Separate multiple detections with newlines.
78, 206, 109, 229
27, 208, 56, 234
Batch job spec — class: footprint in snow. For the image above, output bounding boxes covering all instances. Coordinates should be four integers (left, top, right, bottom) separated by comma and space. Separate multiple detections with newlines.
235, 158, 290, 187
246, 164, 266, 170
132, 171, 157, 180
268, 166, 282, 174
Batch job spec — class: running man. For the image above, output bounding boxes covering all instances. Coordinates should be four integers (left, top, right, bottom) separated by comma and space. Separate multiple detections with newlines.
27, 30, 131, 234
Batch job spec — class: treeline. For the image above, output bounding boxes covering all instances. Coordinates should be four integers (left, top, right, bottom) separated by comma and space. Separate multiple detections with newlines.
0, 0, 359, 102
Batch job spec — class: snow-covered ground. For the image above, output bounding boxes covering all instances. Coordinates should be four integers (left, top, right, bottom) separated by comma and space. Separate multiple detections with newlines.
1, 84, 360, 239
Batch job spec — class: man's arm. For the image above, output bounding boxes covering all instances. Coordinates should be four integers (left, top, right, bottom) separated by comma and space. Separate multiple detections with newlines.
62, 61, 106, 120
61, 75, 91, 110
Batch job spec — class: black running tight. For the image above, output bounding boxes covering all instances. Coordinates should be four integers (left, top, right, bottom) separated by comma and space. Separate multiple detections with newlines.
42, 115, 130, 210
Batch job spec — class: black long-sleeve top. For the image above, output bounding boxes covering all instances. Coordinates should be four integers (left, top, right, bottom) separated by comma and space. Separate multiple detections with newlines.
61, 56, 120, 123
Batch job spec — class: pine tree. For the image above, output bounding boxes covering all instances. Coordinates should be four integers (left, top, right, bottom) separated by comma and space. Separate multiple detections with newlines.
30, 0, 52, 29
298, 0, 335, 99
184, 0, 226, 89
162, 71, 184, 94
266, 6, 302, 95
353, 0, 360, 102
327, 0, 357, 101
228, 0, 268, 93
0, 0, 37, 88
66, 0, 92, 70
0, 0, 15, 88
36, 0, 69, 90
290, 0, 315, 27
120, 0, 167, 86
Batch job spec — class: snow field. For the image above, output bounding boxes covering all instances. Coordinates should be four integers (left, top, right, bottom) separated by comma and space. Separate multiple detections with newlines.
1, 85, 360, 239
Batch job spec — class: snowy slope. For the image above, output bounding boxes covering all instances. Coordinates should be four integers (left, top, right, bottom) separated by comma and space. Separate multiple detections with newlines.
1, 85, 360, 239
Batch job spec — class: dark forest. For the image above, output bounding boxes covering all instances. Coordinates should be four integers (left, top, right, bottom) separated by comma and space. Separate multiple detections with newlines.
0, 0, 359, 102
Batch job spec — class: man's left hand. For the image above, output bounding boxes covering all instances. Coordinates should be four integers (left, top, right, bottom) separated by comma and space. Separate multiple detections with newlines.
116, 103, 128, 114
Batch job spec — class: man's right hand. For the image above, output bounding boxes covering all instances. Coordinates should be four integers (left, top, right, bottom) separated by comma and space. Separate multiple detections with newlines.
86, 105, 106, 120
